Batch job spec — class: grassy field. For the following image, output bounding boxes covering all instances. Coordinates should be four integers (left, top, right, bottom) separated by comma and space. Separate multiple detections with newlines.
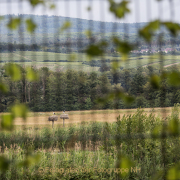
0, 51, 180, 71
0, 106, 179, 179
11, 107, 172, 128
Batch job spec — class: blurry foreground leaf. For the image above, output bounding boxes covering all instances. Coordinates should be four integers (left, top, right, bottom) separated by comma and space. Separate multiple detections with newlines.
109, 0, 130, 19
18, 154, 41, 168
139, 20, 160, 42
50, 4, 56, 9
168, 119, 179, 135
151, 125, 163, 138
123, 95, 135, 105
0, 83, 8, 93
113, 37, 133, 60
26, 19, 37, 33
60, 21, 71, 33
85, 30, 92, 37
168, 71, 180, 86
1, 114, 14, 131
116, 154, 134, 178
87, 6, 91, 11
26, 67, 39, 81
150, 75, 160, 89
29, 0, 44, 7
112, 61, 120, 71
0, 156, 9, 172
7, 18, 21, 30
11, 104, 28, 120
86, 45, 103, 57
166, 163, 180, 180
5, 64, 22, 81
162, 22, 180, 37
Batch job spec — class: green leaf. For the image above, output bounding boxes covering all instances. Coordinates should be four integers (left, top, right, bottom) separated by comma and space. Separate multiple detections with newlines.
18, 154, 41, 168
112, 61, 120, 71
168, 119, 179, 135
11, 104, 28, 120
109, 0, 130, 19
168, 71, 180, 86
26, 19, 37, 33
50, 4, 56, 9
150, 75, 160, 89
29, 0, 44, 7
166, 164, 180, 180
87, 6, 91, 11
123, 95, 135, 105
7, 18, 21, 30
86, 45, 103, 57
162, 22, 180, 37
60, 21, 72, 32
151, 125, 162, 138
1, 114, 14, 131
114, 90, 134, 104
26, 67, 39, 81
117, 154, 134, 178
113, 37, 133, 60
0, 83, 8, 93
139, 20, 160, 42
0, 156, 9, 171
85, 30, 92, 37
5, 64, 22, 81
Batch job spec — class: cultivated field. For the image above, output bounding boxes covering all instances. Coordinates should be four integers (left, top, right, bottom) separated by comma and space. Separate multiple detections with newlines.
0, 51, 180, 71
12, 107, 172, 128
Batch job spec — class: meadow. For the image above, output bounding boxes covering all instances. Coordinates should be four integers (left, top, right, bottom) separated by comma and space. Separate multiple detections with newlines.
0, 106, 180, 179
0, 51, 180, 72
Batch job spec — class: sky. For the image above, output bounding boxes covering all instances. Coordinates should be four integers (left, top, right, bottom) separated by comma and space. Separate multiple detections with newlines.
0, 0, 180, 23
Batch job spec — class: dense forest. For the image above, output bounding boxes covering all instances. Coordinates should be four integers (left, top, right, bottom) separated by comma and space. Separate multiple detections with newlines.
0, 64, 179, 112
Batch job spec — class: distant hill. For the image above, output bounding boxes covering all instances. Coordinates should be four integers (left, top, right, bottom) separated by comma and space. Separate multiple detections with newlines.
0, 14, 179, 48
0, 14, 146, 34
0, 14, 147, 44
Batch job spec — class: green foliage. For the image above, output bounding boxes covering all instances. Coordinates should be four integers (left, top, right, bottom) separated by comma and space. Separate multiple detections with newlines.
1, 114, 14, 131
5, 63, 22, 81
167, 71, 180, 86
166, 163, 180, 180
150, 74, 160, 89
86, 45, 104, 57
60, 21, 72, 33
25, 19, 37, 33
0, 156, 9, 172
0, 83, 8, 93
139, 20, 160, 42
11, 103, 28, 120
109, 0, 130, 18
113, 37, 133, 60
29, 0, 44, 7
26, 67, 39, 81
7, 18, 21, 30
162, 22, 180, 37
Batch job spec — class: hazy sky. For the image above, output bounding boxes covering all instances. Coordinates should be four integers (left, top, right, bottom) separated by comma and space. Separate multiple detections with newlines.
0, 0, 180, 23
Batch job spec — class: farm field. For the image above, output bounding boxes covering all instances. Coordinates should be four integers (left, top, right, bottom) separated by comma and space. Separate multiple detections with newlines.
0, 106, 180, 179
0, 51, 180, 71
11, 107, 172, 127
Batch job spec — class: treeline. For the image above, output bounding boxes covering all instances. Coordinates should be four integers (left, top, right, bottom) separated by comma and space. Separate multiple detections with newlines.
0, 65, 180, 112
0, 42, 39, 52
